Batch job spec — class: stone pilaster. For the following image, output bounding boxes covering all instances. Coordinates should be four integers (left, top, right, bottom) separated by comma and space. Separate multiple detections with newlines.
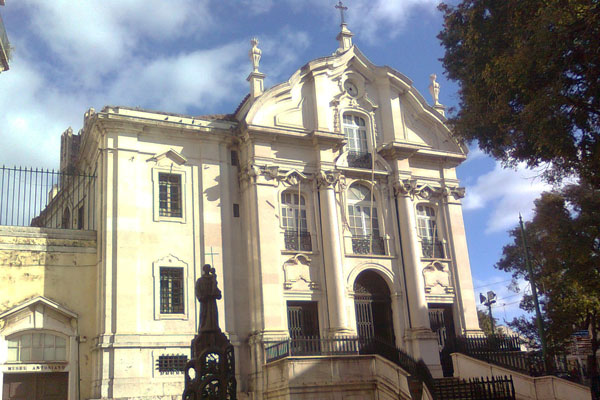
317, 170, 350, 336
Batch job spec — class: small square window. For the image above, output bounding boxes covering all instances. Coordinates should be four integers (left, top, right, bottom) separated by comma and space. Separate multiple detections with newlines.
160, 267, 185, 314
233, 203, 240, 217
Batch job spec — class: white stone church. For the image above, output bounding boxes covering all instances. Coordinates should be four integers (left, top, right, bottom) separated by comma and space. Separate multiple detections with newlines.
0, 19, 480, 400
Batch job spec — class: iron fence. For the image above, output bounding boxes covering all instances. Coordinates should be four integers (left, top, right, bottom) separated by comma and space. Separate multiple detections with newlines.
0, 166, 96, 230
447, 335, 589, 384
434, 376, 515, 400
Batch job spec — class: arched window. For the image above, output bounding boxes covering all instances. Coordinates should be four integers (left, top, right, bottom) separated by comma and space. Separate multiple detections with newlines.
343, 114, 371, 168
347, 184, 384, 255
416, 204, 445, 258
7, 332, 67, 362
281, 191, 311, 251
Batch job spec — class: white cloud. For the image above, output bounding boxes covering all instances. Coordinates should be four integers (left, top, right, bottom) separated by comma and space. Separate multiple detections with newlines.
463, 145, 486, 164
347, 0, 438, 41
104, 42, 249, 112
463, 162, 553, 233
0, 56, 86, 168
15, 0, 212, 86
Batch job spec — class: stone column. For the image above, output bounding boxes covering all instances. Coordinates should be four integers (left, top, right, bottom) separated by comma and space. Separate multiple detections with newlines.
317, 170, 349, 336
395, 180, 443, 377
395, 191, 430, 329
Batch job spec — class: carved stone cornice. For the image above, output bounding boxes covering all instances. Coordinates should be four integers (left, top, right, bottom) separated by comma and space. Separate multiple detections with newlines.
394, 179, 465, 201
240, 164, 312, 187
316, 170, 342, 189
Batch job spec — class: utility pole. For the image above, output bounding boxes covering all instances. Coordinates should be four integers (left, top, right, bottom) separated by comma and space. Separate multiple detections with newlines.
519, 214, 549, 370
480, 291, 497, 334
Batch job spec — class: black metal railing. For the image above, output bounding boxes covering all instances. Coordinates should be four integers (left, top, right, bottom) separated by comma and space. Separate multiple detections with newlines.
0, 166, 96, 230
434, 376, 515, 400
265, 336, 436, 398
421, 238, 446, 258
352, 235, 385, 255
347, 151, 372, 169
447, 335, 589, 384
284, 230, 312, 251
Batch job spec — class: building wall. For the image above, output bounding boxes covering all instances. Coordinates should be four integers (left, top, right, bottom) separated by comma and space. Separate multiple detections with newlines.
0, 226, 97, 399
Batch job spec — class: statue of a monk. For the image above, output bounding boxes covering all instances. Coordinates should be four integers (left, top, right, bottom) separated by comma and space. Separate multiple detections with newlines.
196, 264, 222, 333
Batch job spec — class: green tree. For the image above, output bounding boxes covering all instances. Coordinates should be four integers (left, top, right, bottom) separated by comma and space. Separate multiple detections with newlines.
438, 0, 600, 187
496, 182, 600, 375
477, 309, 498, 336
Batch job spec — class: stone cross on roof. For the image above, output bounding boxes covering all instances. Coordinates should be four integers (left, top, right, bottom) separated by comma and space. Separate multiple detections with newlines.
335, 0, 348, 25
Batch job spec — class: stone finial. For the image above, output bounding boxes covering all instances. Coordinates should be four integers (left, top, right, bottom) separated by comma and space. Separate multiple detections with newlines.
249, 37, 262, 73
428, 73, 446, 117
247, 38, 266, 101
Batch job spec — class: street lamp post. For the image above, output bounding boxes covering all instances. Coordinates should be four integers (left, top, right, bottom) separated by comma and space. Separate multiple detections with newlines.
480, 291, 497, 334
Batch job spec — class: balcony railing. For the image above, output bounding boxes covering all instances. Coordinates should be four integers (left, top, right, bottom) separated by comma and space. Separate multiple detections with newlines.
0, 166, 96, 230
421, 238, 446, 258
0, 13, 10, 71
347, 151, 372, 169
352, 235, 385, 255
284, 230, 312, 251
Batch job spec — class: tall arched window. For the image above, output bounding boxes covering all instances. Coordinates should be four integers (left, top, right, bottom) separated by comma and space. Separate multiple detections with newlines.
343, 114, 371, 168
416, 204, 445, 258
347, 184, 384, 254
281, 191, 311, 251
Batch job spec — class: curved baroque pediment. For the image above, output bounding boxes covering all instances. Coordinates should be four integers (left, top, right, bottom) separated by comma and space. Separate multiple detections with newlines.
239, 46, 466, 158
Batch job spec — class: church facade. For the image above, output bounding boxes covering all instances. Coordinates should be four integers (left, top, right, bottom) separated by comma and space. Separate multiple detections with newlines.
0, 22, 480, 400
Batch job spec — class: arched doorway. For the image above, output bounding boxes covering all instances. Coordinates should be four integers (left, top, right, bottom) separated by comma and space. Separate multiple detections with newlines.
353, 270, 395, 345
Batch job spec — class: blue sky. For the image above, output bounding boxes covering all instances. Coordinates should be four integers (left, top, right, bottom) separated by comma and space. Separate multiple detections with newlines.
0, 0, 549, 324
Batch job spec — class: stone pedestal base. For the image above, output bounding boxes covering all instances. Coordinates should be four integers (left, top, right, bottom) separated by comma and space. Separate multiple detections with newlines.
404, 328, 443, 378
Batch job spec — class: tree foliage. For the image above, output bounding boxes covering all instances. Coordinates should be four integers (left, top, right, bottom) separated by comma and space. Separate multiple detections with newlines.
496, 182, 600, 371
477, 309, 498, 336
438, 0, 600, 186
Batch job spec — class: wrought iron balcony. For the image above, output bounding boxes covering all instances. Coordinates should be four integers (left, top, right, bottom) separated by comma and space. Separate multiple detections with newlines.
421, 238, 445, 258
284, 230, 312, 252
352, 235, 385, 255
0, 13, 9, 72
347, 151, 372, 169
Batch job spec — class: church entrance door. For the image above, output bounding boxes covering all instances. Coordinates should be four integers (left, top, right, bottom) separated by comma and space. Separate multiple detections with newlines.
353, 270, 395, 345
287, 301, 320, 355
2, 372, 68, 400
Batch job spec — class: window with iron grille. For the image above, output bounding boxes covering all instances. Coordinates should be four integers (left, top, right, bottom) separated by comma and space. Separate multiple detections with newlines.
347, 183, 384, 255
416, 204, 445, 258
160, 267, 184, 314
281, 191, 312, 251
158, 173, 182, 218
343, 114, 372, 169
156, 354, 188, 374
